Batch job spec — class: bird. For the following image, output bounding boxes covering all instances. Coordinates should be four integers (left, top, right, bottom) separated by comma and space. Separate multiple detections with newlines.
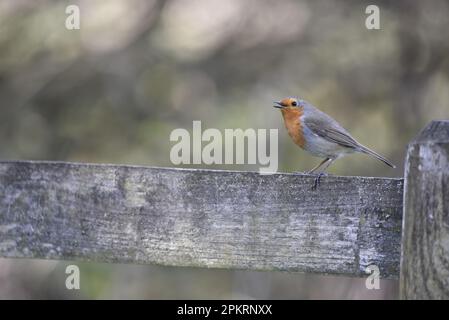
273, 97, 395, 189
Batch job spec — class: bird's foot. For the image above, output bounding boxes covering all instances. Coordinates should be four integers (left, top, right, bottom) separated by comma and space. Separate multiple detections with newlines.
311, 172, 328, 191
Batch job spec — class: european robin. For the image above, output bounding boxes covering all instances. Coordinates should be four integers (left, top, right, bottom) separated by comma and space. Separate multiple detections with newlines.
273, 97, 395, 189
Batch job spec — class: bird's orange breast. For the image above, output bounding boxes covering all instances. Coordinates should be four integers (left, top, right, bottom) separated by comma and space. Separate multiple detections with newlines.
281, 108, 305, 148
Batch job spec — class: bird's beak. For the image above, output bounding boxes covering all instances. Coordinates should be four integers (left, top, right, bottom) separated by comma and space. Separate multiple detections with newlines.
273, 101, 284, 109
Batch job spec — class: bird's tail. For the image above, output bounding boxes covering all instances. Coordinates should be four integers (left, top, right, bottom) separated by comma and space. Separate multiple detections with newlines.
358, 145, 396, 168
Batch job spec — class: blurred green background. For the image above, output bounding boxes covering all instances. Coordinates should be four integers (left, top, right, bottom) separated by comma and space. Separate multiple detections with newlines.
0, 0, 448, 299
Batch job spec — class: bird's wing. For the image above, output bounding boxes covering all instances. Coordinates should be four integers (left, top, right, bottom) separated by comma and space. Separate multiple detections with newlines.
304, 115, 361, 150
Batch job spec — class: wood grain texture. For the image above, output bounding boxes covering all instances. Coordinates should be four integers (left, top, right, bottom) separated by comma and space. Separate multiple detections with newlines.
0, 161, 403, 278
400, 120, 449, 299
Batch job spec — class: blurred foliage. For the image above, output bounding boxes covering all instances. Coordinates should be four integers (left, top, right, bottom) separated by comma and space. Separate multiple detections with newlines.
0, 0, 448, 299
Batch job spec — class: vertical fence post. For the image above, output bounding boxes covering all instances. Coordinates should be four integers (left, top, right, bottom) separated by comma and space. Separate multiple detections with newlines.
400, 120, 449, 299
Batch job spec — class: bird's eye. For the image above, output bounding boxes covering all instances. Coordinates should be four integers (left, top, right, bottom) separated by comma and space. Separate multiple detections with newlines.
291, 100, 298, 107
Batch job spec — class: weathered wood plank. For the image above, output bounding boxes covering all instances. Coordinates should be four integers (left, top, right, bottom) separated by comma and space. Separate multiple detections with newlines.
0, 161, 403, 278
400, 120, 449, 299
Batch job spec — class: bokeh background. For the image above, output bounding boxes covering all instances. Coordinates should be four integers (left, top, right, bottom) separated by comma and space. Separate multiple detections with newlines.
1, 0, 448, 299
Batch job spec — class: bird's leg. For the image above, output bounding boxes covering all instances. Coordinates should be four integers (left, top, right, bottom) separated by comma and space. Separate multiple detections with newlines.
293, 158, 330, 175
311, 158, 336, 191
308, 158, 331, 174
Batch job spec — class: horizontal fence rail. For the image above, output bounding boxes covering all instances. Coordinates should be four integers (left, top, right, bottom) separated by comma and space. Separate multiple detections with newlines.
0, 161, 403, 279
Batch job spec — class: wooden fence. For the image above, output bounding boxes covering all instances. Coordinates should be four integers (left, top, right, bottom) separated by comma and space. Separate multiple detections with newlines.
0, 120, 448, 299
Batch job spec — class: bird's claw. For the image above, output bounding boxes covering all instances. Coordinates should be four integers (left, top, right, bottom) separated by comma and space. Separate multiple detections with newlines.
311, 172, 327, 191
